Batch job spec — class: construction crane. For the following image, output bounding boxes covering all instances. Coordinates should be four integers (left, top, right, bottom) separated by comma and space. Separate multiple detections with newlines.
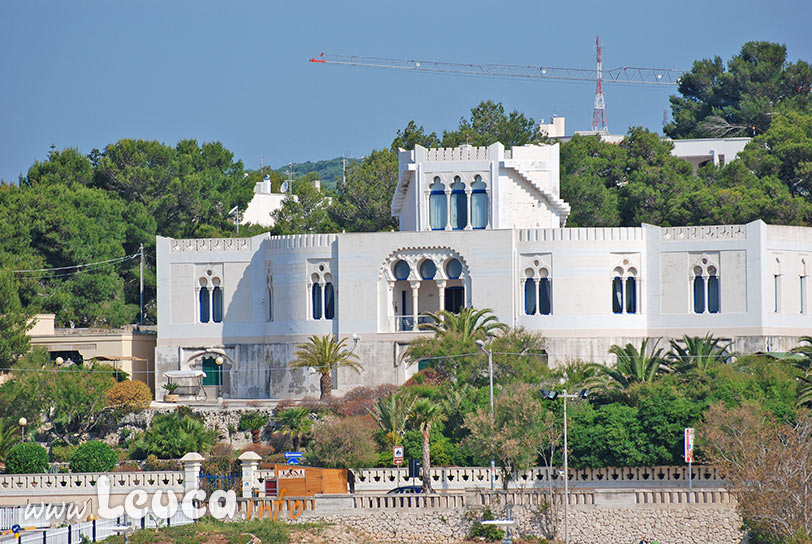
311, 42, 684, 133
309, 53, 683, 86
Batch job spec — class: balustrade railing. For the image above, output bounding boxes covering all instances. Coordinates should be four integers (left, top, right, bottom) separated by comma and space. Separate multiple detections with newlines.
0, 471, 185, 495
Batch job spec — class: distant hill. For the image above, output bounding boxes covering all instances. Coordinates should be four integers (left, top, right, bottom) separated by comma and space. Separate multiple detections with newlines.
275, 157, 361, 191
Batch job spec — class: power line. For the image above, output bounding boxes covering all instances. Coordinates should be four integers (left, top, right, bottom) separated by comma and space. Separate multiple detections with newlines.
13, 252, 140, 275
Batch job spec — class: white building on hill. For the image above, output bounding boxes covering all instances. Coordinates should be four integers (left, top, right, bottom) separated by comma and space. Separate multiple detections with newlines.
155, 141, 811, 401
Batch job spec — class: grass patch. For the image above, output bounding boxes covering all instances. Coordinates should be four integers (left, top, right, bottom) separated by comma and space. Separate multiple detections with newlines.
103, 517, 290, 544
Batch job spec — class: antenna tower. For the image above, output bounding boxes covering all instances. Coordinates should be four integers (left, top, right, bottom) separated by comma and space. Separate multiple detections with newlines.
591, 36, 608, 132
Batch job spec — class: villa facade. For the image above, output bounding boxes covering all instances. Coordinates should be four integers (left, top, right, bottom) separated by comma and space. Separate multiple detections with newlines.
155, 142, 812, 400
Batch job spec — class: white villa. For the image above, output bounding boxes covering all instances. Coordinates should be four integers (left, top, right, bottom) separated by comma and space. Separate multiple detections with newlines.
155, 141, 811, 400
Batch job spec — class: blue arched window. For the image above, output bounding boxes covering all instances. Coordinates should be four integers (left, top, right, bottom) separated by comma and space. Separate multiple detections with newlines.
429, 178, 447, 230
199, 286, 210, 323
625, 277, 637, 314
707, 275, 719, 313
445, 258, 462, 280
419, 260, 436, 280
539, 278, 552, 315
450, 177, 467, 230
524, 279, 537, 315
324, 282, 335, 319
312, 283, 323, 319
612, 277, 623, 314
212, 286, 223, 323
693, 276, 706, 314
394, 260, 410, 280
471, 176, 487, 229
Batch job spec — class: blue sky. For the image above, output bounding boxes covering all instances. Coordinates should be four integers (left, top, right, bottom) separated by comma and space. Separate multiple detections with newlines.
1, 0, 810, 182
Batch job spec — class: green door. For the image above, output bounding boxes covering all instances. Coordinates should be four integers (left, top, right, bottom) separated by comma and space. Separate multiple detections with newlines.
202, 357, 221, 386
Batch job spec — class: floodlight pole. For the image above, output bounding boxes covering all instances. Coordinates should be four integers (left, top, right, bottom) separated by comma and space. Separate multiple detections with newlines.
563, 389, 569, 544
477, 339, 496, 491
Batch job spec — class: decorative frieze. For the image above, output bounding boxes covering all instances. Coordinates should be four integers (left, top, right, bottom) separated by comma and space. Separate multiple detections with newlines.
170, 238, 251, 253
661, 225, 746, 241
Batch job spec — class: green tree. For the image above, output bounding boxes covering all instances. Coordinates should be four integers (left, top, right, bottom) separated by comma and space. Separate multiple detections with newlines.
69, 440, 118, 473
0, 270, 32, 369
289, 335, 363, 400
442, 100, 538, 148
595, 339, 668, 391
667, 333, 734, 375
238, 412, 270, 444
464, 384, 556, 488
306, 416, 378, 469
409, 398, 446, 493
791, 336, 812, 407
370, 390, 416, 447
270, 174, 338, 235
630, 382, 702, 465
0, 419, 20, 466
130, 413, 217, 459
274, 407, 313, 451
331, 149, 399, 232
418, 307, 507, 341
568, 402, 646, 468
665, 41, 812, 138
391, 121, 441, 151
559, 134, 624, 227
5, 442, 49, 474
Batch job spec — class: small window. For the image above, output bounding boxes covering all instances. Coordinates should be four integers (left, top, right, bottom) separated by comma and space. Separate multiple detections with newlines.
212, 286, 223, 323
625, 277, 637, 314
419, 260, 437, 280
450, 177, 467, 230
539, 278, 552, 315
429, 178, 447, 230
394, 260, 411, 281
199, 287, 210, 323
801, 276, 807, 314
612, 277, 623, 314
708, 275, 719, 313
267, 287, 273, 322
446, 258, 462, 280
324, 282, 335, 320
693, 276, 706, 314
524, 279, 537, 315
774, 275, 781, 313
312, 283, 323, 319
471, 177, 488, 229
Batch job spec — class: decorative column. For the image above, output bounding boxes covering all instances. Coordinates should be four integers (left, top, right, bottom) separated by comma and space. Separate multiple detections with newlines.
180, 452, 204, 493
436, 280, 447, 313
410, 281, 421, 331
239, 451, 262, 498
387, 280, 396, 331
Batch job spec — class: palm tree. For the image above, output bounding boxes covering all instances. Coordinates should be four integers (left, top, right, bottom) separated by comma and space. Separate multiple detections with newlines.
370, 390, 416, 447
667, 333, 734, 374
289, 335, 363, 400
791, 336, 812, 407
418, 307, 508, 342
409, 398, 446, 493
0, 419, 20, 468
595, 338, 668, 390
275, 407, 313, 451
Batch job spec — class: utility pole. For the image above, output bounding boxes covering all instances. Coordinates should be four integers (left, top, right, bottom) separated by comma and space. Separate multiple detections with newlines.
139, 243, 144, 326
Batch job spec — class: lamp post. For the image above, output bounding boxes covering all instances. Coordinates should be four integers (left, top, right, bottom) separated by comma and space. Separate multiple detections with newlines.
18, 417, 27, 441
215, 356, 224, 400
540, 388, 588, 544
475, 339, 496, 491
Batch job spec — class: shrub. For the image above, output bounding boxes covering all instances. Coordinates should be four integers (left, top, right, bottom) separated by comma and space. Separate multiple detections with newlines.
51, 444, 78, 463
335, 384, 399, 417
6, 442, 49, 474
144, 454, 180, 471
130, 412, 217, 459
469, 508, 504, 541
238, 412, 269, 444
241, 443, 275, 462
70, 440, 118, 473
203, 443, 238, 475
306, 416, 378, 469
106, 380, 152, 413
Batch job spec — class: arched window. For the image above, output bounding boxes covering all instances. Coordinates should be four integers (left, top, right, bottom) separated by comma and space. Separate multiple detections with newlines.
524, 278, 537, 315
429, 178, 447, 230
539, 278, 552, 315
267, 285, 273, 322
693, 274, 706, 314
312, 283, 323, 319
625, 277, 637, 314
612, 277, 623, 314
446, 258, 462, 280
394, 260, 411, 280
471, 176, 488, 229
450, 177, 467, 230
212, 285, 223, 323
419, 260, 436, 280
199, 286, 210, 323
708, 274, 720, 313
324, 282, 335, 319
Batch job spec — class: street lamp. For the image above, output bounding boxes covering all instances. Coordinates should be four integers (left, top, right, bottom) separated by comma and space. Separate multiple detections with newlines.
540, 388, 589, 544
18, 417, 27, 441
215, 356, 224, 401
475, 339, 496, 491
